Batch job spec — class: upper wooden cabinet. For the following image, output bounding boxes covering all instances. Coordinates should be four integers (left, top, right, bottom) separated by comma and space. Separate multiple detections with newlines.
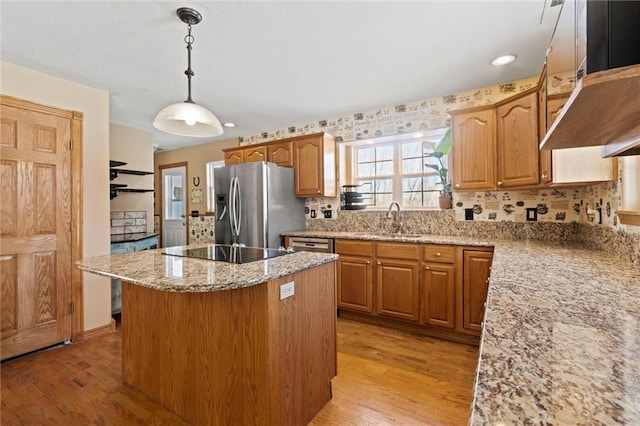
222, 132, 336, 197
243, 146, 267, 163
450, 107, 496, 191
224, 149, 243, 165
293, 133, 337, 197
496, 92, 540, 188
267, 141, 293, 167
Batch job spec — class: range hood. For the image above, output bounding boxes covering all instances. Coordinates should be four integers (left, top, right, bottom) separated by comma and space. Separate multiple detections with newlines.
540, 64, 640, 157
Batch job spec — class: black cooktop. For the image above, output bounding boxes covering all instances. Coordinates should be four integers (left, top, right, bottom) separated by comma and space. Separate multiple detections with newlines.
162, 245, 292, 264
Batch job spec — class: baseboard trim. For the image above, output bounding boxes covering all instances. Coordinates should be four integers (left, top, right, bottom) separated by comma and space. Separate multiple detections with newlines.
75, 319, 116, 342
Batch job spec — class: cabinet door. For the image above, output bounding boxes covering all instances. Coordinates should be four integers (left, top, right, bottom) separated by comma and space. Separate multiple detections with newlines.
224, 149, 243, 165
267, 142, 293, 167
462, 251, 493, 334
496, 92, 540, 188
451, 108, 496, 191
422, 263, 455, 329
244, 146, 267, 163
337, 255, 373, 313
375, 259, 419, 322
547, 95, 569, 130
293, 136, 324, 196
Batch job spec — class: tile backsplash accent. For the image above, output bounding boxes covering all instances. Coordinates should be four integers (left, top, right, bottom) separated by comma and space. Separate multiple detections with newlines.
189, 216, 215, 245
110, 211, 147, 234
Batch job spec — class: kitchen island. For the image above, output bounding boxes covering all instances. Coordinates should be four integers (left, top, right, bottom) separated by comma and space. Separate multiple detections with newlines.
77, 246, 338, 425
284, 230, 640, 424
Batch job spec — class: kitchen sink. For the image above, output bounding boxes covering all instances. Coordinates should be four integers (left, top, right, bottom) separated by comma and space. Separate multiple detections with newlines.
353, 232, 424, 238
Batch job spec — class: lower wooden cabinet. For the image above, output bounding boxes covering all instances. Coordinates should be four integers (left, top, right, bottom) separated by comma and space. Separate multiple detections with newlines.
462, 250, 493, 334
422, 263, 455, 329
375, 259, 420, 322
336, 255, 373, 313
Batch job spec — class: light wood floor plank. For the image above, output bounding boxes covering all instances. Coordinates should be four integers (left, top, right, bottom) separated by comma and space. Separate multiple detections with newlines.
1, 317, 477, 425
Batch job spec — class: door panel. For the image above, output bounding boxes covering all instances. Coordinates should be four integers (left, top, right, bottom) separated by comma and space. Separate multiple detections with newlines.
423, 263, 455, 329
375, 259, 419, 322
0, 104, 72, 360
161, 166, 187, 248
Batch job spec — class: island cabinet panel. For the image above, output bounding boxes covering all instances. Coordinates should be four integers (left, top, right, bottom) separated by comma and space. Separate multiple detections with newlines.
375, 259, 420, 322
121, 261, 336, 426
450, 107, 497, 191
496, 92, 540, 188
462, 250, 493, 335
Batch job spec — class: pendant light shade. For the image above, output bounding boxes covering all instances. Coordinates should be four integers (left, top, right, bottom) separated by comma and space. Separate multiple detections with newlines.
153, 7, 224, 138
153, 102, 223, 137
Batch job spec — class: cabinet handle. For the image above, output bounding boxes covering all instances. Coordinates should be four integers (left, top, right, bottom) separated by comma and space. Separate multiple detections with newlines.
366, 260, 370, 264
317, 190, 321, 194
497, 181, 503, 186
425, 266, 430, 270
454, 184, 460, 189
541, 173, 549, 179
435, 252, 441, 257
377, 261, 381, 265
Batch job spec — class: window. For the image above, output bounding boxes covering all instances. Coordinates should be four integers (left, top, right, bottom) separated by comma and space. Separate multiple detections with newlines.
348, 128, 449, 209
206, 160, 225, 212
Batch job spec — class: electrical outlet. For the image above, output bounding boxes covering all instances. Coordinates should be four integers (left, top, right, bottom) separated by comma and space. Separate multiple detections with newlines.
280, 282, 295, 300
464, 208, 474, 221
323, 210, 332, 219
526, 208, 538, 221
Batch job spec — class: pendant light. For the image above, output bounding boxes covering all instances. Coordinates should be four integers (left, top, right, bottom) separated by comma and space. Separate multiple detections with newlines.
153, 7, 223, 138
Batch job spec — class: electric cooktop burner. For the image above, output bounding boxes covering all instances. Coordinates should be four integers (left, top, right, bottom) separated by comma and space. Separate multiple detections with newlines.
162, 245, 292, 264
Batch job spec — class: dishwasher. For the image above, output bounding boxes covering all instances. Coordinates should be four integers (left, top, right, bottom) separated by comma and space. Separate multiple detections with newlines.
288, 236, 334, 253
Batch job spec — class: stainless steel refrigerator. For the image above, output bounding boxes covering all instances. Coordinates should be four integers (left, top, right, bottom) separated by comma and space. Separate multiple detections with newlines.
214, 162, 305, 248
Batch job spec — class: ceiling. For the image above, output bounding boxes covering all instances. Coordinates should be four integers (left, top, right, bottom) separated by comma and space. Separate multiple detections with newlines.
0, 1, 561, 152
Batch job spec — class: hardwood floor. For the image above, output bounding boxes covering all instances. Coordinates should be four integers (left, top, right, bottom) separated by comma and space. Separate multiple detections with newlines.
1, 318, 478, 425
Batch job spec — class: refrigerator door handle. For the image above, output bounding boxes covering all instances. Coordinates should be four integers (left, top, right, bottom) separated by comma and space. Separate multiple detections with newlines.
235, 177, 242, 237
228, 179, 236, 237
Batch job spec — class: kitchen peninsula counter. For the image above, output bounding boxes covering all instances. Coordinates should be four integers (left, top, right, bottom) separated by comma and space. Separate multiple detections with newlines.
77, 246, 338, 425
283, 230, 640, 424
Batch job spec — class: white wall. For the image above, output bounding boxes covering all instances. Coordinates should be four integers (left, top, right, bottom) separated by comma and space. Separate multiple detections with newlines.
1, 61, 112, 331
110, 123, 155, 233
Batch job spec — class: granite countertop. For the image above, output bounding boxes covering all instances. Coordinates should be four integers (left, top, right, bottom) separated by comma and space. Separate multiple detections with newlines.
76, 246, 338, 293
284, 230, 493, 247
283, 231, 640, 424
110, 232, 159, 244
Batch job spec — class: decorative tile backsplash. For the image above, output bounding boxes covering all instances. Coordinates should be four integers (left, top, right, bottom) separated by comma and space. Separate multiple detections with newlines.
110, 211, 147, 234
189, 216, 215, 245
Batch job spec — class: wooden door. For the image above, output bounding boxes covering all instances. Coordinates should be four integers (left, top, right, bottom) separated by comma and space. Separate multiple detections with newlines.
224, 149, 243, 165
336, 255, 373, 313
1, 104, 72, 360
293, 136, 323, 196
462, 251, 493, 334
451, 108, 496, 191
375, 259, 419, 322
243, 146, 267, 163
267, 141, 293, 167
422, 263, 455, 329
496, 92, 540, 188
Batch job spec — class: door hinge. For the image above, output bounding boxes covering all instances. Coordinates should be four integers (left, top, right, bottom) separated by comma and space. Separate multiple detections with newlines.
69, 220, 73, 232
69, 139, 73, 151
70, 302, 74, 314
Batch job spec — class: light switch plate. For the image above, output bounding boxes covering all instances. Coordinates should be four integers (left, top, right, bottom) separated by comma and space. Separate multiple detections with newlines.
280, 282, 295, 300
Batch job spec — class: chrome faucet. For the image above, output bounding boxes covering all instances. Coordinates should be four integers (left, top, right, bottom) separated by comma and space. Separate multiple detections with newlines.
386, 201, 403, 234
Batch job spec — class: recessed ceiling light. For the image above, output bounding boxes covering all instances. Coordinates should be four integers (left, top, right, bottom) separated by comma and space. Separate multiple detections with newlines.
223, 122, 236, 128
490, 54, 516, 66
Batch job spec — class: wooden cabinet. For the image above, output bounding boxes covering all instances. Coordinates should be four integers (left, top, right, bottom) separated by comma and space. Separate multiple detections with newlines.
422, 263, 455, 329
496, 92, 540, 188
538, 69, 552, 185
243, 145, 267, 163
450, 107, 496, 191
293, 133, 337, 197
422, 244, 456, 329
375, 242, 420, 322
267, 141, 293, 167
224, 149, 243, 165
221, 132, 336, 197
335, 240, 373, 313
461, 250, 493, 335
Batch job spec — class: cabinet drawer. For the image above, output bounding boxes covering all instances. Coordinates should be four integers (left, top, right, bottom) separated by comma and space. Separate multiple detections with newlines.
335, 239, 373, 257
376, 242, 419, 260
423, 245, 455, 263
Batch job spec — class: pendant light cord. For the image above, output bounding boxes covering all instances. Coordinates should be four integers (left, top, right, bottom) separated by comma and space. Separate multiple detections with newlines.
184, 24, 195, 104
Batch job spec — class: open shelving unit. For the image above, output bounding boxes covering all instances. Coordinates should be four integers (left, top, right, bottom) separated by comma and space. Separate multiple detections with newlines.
109, 160, 154, 199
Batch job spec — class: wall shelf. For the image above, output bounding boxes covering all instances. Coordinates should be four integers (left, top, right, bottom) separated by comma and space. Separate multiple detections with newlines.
109, 160, 154, 199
